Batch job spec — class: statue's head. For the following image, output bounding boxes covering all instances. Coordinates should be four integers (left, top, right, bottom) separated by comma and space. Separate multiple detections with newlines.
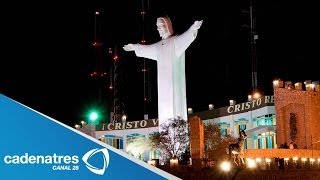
156, 16, 173, 39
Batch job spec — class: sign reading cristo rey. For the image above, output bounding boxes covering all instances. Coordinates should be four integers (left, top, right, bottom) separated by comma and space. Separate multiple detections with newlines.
103, 119, 159, 131
226, 95, 274, 114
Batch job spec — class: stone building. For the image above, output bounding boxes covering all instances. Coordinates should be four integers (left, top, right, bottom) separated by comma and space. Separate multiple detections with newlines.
189, 95, 276, 150
273, 79, 320, 150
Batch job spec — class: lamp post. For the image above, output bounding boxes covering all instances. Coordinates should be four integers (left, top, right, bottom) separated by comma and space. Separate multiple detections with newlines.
80, 120, 86, 127
121, 114, 127, 123
89, 111, 99, 137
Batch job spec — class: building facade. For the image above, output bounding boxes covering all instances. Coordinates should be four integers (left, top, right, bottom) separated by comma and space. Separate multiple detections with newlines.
273, 79, 320, 150
77, 79, 319, 163
189, 95, 276, 149
79, 119, 160, 162
78, 95, 276, 163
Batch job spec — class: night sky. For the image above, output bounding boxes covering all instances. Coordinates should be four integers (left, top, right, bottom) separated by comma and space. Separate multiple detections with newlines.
1, 1, 319, 127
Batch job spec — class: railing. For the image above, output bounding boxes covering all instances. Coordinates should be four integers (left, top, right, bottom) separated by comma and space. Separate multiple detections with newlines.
244, 149, 320, 158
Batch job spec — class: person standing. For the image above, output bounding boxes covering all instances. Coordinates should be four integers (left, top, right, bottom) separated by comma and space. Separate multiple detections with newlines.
289, 142, 294, 149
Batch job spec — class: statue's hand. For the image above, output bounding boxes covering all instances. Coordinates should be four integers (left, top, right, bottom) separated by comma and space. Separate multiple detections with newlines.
191, 20, 203, 30
123, 44, 134, 51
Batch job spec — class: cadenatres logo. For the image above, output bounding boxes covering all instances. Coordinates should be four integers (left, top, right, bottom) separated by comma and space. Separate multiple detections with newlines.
82, 148, 109, 175
2, 148, 110, 175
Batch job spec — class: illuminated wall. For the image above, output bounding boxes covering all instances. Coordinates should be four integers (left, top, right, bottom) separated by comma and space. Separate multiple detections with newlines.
189, 116, 204, 159
193, 95, 276, 150
95, 126, 160, 161
274, 80, 320, 150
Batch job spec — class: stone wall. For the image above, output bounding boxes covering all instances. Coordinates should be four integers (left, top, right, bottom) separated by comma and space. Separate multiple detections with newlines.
189, 116, 204, 167
244, 149, 320, 158
273, 80, 320, 150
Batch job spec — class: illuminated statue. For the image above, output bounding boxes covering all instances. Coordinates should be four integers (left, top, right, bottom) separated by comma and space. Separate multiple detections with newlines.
123, 16, 203, 129
228, 129, 248, 166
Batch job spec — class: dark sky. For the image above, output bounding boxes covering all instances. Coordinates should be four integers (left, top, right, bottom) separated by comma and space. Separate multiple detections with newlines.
1, 1, 319, 127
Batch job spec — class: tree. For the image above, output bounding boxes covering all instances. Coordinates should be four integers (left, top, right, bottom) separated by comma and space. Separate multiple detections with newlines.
149, 117, 189, 163
204, 122, 237, 162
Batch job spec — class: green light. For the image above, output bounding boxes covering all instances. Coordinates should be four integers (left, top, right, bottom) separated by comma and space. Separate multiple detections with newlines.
89, 111, 98, 121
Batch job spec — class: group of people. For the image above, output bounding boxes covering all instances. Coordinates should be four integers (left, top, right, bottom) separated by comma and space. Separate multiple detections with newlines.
277, 141, 298, 170
279, 142, 298, 149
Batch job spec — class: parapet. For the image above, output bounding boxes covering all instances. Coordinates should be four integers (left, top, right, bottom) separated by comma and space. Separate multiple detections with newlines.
273, 79, 319, 92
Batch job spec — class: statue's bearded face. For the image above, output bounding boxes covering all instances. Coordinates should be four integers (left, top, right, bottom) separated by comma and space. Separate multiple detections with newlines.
156, 18, 170, 39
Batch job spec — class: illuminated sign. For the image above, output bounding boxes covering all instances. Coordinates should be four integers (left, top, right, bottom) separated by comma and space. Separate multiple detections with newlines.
227, 95, 274, 114
104, 119, 159, 131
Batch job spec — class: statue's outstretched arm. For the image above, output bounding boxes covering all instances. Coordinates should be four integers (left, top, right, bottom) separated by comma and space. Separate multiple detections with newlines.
174, 20, 203, 57
191, 20, 203, 31
123, 43, 134, 51
123, 43, 158, 60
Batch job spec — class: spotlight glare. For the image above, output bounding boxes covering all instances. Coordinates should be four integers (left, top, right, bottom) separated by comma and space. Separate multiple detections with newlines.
255, 158, 262, 163
247, 159, 257, 168
220, 161, 231, 172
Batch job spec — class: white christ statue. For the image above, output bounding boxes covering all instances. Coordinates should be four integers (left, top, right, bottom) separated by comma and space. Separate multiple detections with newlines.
123, 16, 203, 128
